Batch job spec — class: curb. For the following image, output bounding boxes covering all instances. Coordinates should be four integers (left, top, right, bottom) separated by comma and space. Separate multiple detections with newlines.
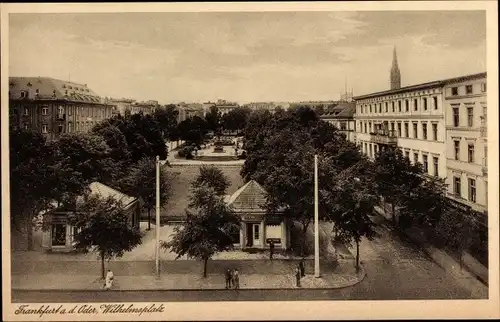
12, 266, 366, 293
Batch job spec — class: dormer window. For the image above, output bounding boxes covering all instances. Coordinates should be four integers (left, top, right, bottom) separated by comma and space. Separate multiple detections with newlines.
27, 82, 32, 87
20, 91, 26, 98
62, 85, 66, 88
65, 90, 68, 95
35, 89, 40, 94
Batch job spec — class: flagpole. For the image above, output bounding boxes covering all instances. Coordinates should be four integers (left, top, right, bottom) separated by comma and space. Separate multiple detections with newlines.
314, 154, 320, 278
155, 155, 160, 278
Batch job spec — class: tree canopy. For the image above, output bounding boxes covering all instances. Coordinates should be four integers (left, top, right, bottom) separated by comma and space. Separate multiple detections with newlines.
69, 194, 143, 278
191, 165, 230, 197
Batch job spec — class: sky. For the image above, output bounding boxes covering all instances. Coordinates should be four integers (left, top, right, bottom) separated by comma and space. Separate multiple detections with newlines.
9, 11, 486, 104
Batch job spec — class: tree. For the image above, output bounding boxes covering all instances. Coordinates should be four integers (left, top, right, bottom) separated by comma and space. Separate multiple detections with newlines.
119, 157, 173, 230
9, 128, 57, 250
69, 194, 143, 279
92, 123, 131, 180
191, 165, 230, 196
330, 174, 377, 270
177, 116, 208, 147
161, 185, 240, 277
49, 133, 115, 206
153, 104, 179, 141
221, 107, 252, 133
205, 105, 221, 133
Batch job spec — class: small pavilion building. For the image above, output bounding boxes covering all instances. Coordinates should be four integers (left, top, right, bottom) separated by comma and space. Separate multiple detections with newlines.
41, 182, 140, 252
225, 180, 290, 250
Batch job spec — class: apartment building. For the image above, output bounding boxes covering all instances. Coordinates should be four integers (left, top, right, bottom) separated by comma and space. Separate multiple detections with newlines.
320, 101, 356, 142
354, 80, 447, 178
9, 77, 114, 140
444, 73, 488, 215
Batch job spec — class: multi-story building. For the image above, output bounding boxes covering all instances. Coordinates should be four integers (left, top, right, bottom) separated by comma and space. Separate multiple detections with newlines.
9, 77, 114, 140
131, 100, 159, 115
215, 99, 239, 115
354, 49, 447, 178
443, 73, 488, 215
105, 97, 136, 116
320, 101, 356, 142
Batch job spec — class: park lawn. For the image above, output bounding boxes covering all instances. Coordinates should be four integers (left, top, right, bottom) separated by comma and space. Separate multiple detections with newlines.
141, 164, 245, 223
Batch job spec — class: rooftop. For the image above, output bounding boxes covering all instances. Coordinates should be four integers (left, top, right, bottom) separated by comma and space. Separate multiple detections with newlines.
226, 180, 268, 213
9, 77, 105, 104
354, 72, 487, 100
84, 182, 137, 208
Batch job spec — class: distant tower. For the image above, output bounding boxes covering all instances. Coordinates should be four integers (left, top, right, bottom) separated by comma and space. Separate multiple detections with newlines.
390, 47, 401, 90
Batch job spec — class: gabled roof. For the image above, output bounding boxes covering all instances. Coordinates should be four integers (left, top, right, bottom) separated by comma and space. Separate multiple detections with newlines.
321, 102, 355, 119
84, 182, 137, 208
226, 180, 268, 213
8, 76, 105, 104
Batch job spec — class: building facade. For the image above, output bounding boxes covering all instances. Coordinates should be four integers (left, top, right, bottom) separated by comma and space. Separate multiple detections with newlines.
320, 102, 356, 142
354, 81, 447, 178
225, 180, 290, 250
9, 77, 114, 140
106, 97, 136, 116
443, 73, 488, 215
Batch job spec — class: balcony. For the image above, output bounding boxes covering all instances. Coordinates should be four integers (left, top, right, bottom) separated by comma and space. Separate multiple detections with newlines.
57, 114, 66, 121
370, 129, 397, 146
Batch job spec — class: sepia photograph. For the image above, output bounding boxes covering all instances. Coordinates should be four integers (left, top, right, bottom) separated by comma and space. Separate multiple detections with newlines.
1, 2, 499, 321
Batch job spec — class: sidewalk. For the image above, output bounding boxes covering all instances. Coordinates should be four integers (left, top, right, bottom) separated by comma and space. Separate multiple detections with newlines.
12, 269, 365, 291
374, 206, 489, 298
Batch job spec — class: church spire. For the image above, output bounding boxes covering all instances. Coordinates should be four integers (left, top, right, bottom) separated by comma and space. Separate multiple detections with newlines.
390, 46, 401, 90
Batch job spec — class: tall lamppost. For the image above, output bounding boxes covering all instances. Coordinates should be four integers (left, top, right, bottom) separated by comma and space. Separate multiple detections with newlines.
314, 154, 320, 278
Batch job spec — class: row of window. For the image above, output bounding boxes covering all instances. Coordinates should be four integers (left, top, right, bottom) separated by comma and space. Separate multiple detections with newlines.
452, 140, 487, 165
359, 120, 439, 141
453, 176, 478, 204
16, 105, 111, 119
360, 142, 440, 177
451, 105, 487, 128
449, 83, 486, 97
358, 96, 439, 115
37, 121, 97, 134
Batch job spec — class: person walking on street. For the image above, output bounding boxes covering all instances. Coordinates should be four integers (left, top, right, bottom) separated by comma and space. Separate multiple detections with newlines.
233, 269, 240, 289
225, 268, 232, 289
299, 259, 305, 277
295, 267, 301, 288
104, 269, 114, 290
269, 240, 275, 260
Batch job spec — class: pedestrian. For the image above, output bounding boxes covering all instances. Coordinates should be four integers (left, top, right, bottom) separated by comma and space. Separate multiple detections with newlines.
295, 267, 301, 287
299, 259, 305, 277
104, 269, 114, 290
225, 268, 232, 289
232, 269, 240, 289
269, 240, 275, 260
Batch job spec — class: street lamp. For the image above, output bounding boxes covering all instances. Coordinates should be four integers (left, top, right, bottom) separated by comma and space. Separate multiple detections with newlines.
314, 154, 320, 278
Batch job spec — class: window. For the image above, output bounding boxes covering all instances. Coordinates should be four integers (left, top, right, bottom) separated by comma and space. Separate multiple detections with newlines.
390, 122, 395, 133
58, 124, 64, 133
433, 96, 438, 110
42, 107, 48, 115
451, 87, 458, 96
364, 123, 367, 133
413, 123, 418, 139
397, 123, 402, 137
369, 105, 372, 113
454, 176, 461, 197
484, 146, 488, 166
466, 85, 473, 94
413, 152, 419, 164
24, 107, 29, 115
453, 107, 460, 127
76, 122, 80, 132
404, 123, 409, 137
42, 124, 48, 133
422, 123, 428, 140
20, 91, 26, 98
468, 144, 475, 163
454, 140, 460, 160
423, 155, 428, 173
68, 122, 72, 133
68, 107, 72, 116
385, 102, 388, 112
432, 123, 438, 141
405, 151, 410, 159
467, 107, 473, 127
398, 101, 401, 112
392, 102, 395, 112
414, 99, 418, 111
423, 98, 428, 111
23, 123, 29, 130
340, 122, 347, 130
433, 157, 439, 176
369, 144, 372, 157
468, 178, 476, 203
481, 83, 487, 92
51, 224, 66, 246
405, 100, 409, 112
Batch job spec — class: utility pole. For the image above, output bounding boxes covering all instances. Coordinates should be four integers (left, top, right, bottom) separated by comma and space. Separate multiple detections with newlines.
314, 154, 320, 278
155, 155, 161, 278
